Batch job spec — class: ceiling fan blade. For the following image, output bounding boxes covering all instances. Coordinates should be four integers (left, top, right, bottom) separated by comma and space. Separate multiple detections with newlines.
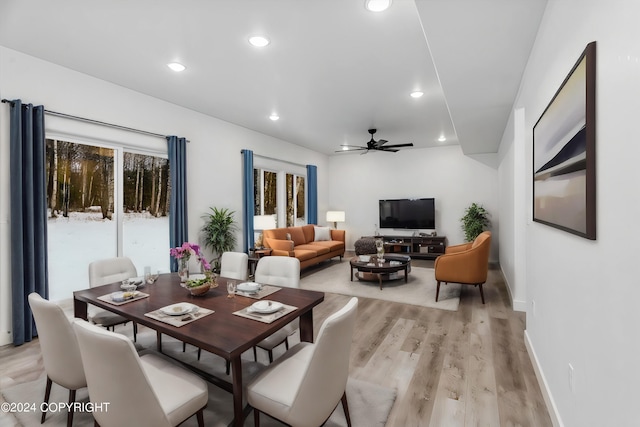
382, 143, 413, 148
378, 147, 399, 152
376, 139, 389, 146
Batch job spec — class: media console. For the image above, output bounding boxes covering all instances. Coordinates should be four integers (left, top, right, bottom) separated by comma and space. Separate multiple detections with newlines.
362, 235, 447, 260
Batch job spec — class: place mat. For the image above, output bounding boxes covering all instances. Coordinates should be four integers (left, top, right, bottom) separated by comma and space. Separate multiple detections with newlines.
233, 303, 297, 324
144, 305, 214, 327
235, 284, 281, 299
97, 291, 149, 306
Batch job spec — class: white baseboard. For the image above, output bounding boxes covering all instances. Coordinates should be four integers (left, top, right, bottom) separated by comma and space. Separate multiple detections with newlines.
524, 330, 564, 427
499, 264, 526, 312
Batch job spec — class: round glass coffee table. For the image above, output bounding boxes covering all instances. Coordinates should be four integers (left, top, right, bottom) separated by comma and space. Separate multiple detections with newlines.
349, 255, 411, 290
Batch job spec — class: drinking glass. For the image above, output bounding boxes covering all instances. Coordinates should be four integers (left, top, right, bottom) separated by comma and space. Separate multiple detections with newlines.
227, 281, 236, 298
144, 266, 151, 283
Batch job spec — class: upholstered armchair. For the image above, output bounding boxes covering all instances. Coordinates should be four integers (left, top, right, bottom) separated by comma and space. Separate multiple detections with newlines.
434, 231, 491, 304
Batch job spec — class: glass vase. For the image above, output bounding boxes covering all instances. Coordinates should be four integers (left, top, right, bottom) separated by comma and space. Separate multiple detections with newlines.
179, 257, 189, 282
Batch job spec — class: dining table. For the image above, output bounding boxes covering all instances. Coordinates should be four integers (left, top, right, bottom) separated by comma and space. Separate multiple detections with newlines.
73, 273, 325, 427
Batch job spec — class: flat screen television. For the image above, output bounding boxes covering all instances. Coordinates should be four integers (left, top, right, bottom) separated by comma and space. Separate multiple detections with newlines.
379, 198, 435, 229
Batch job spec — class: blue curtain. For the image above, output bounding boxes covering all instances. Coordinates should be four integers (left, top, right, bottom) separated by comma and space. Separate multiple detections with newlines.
241, 150, 254, 253
9, 100, 49, 345
167, 136, 188, 272
306, 165, 318, 224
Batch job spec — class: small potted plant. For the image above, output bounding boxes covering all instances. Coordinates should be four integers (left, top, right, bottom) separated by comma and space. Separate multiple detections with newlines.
200, 207, 238, 272
460, 203, 490, 242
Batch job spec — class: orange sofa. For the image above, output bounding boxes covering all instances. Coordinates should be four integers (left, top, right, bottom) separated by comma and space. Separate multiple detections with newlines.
262, 224, 345, 270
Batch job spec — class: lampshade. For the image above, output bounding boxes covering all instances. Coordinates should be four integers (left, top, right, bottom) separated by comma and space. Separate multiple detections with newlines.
326, 211, 345, 223
253, 215, 276, 230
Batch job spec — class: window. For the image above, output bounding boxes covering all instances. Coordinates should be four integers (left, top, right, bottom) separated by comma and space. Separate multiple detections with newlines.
286, 173, 305, 226
46, 138, 169, 300
254, 165, 305, 228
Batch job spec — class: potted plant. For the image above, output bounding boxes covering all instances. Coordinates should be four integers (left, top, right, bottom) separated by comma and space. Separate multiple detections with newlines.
200, 207, 238, 272
460, 203, 490, 242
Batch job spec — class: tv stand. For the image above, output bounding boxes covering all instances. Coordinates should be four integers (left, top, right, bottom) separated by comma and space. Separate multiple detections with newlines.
364, 235, 447, 260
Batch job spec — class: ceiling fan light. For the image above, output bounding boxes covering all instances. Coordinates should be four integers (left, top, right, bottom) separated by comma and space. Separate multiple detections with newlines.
269, 114, 280, 121
365, 0, 392, 12
249, 36, 270, 47
438, 135, 447, 142
410, 91, 424, 98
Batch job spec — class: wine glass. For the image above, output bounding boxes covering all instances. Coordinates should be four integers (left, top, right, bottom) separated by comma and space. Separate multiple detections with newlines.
227, 280, 236, 298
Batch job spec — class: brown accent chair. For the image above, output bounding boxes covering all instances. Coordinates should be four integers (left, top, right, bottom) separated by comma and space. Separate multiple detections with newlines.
434, 231, 491, 304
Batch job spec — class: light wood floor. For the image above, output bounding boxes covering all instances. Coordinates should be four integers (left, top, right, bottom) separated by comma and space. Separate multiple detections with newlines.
0, 258, 552, 426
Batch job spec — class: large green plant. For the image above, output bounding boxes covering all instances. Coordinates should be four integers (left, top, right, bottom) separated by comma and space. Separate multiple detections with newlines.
200, 207, 238, 270
460, 203, 490, 242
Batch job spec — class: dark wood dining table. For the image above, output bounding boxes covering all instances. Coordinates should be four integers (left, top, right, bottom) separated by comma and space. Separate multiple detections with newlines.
73, 273, 324, 427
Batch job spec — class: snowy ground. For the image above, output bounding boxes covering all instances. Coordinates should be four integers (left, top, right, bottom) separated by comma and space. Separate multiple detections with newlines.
47, 211, 169, 301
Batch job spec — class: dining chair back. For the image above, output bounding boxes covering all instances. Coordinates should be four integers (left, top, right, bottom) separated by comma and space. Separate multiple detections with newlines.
247, 297, 359, 427
28, 292, 86, 425
73, 319, 208, 427
220, 251, 249, 281
87, 256, 138, 339
254, 256, 300, 288
253, 256, 301, 362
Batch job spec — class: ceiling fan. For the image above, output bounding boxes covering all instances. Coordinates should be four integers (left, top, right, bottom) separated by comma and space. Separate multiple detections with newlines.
337, 129, 414, 153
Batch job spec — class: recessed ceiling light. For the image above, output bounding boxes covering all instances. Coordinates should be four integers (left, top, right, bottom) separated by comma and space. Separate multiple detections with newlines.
410, 91, 424, 98
269, 114, 280, 121
166, 62, 186, 72
249, 36, 270, 47
438, 135, 447, 142
365, 0, 392, 12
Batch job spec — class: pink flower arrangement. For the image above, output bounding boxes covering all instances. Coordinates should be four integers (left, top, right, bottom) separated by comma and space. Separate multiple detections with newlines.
170, 242, 211, 271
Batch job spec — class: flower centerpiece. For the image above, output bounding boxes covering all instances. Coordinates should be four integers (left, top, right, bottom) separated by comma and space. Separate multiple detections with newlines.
170, 242, 211, 282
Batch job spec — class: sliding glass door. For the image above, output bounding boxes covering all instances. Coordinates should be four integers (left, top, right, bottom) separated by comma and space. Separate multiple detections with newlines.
46, 138, 169, 301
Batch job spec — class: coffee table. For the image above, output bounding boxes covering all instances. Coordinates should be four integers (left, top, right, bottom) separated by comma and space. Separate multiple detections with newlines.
349, 255, 411, 290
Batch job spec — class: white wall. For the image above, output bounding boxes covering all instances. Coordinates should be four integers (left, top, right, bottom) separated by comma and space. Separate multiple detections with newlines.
0, 47, 329, 346
328, 145, 499, 260
498, 0, 640, 425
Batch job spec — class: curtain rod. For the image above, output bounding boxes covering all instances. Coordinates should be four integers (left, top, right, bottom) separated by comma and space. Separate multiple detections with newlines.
1, 99, 189, 142
251, 152, 307, 168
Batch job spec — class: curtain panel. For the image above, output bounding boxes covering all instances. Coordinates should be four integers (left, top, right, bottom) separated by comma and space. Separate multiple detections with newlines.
9, 100, 49, 345
306, 165, 318, 225
167, 136, 188, 271
241, 150, 254, 253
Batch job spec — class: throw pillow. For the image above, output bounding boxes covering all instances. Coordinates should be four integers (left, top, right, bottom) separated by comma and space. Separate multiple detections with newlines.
314, 226, 331, 241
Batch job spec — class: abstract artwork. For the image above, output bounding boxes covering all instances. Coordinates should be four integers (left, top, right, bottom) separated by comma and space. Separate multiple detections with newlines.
533, 42, 596, 239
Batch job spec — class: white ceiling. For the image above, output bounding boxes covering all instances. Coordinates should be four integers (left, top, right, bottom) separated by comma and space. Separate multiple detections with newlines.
0, 0, 547, 156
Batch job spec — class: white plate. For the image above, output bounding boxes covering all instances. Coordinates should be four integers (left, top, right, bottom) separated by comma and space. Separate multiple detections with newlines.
160, 303, 198, 316
111, 291, 138, 302
129, 276, 145, 286
358, 255, 371, 262
189, 274, 207, 281
250, 300, 283, 314
237, 282, 261, 292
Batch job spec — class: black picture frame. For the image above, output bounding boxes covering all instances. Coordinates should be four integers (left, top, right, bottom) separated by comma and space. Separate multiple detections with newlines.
533, 41, 596, 240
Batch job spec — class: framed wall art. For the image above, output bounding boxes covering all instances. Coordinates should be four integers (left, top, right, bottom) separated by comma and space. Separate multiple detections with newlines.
533, 41, 596, 240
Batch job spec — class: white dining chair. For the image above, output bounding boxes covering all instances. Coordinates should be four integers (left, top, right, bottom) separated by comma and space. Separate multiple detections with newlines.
219, 251, 249, 281
28, 293, 87, 426
253, 256, 301, 362
247, 297, 358, 427
73, 319, 208, 427
88, 256, 138, 340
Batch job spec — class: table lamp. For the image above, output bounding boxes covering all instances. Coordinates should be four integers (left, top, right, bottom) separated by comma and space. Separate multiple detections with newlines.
326, 211, 345, 229
253, 215, 276, 248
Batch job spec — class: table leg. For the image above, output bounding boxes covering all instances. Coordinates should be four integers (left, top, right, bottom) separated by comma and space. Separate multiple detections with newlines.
378, 274, 383, 290
404, 265, 408, 283
299, 310, 315, 343
350, 266, 354, 281
73, 299, 87, 320
231, 356, 244, 427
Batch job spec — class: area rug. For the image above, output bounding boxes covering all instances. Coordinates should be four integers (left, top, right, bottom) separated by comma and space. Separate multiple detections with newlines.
301, 261, 461, 311
0, 331, 396, 427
